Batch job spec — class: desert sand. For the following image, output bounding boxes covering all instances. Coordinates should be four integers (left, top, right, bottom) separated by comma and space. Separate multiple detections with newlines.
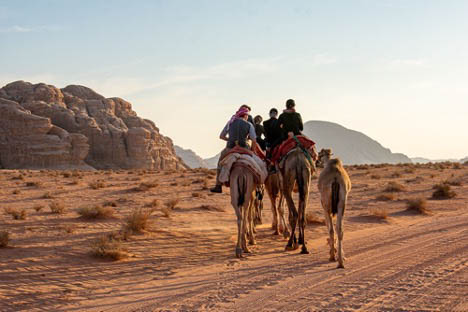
1, 163, 467, 311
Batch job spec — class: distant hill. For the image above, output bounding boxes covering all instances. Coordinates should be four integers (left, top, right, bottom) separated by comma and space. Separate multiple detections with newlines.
174, 146, 208, 169
460, 156, 468, 163
302, 120, 411, 165
411, 157, 460, 164
204, 153, 220, 169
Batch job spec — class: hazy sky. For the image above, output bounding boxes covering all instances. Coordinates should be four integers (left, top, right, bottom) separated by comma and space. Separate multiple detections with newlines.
1, 0, 467, 159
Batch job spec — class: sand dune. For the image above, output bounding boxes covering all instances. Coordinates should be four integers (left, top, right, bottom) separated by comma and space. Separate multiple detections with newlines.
0, 163, 467, 311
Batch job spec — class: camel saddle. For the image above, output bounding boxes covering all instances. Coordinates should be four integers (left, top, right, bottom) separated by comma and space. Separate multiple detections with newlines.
220, 143, 266, 163
271, 135, 316, 165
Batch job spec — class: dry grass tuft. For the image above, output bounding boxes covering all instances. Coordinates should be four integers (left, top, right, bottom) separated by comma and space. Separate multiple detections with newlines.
202, 178, 210, 190
406, 198, 430, 214
49, 201, 66, 214
89, 180, 105, 189
0, 231, 9, 248
12, 189, 21, 195
192, 192, 203, 198
102, 200, 118, 207
370, 174, 381, 180
196, 204, 225, 212
432, 184, 456, 199
4, 207, 27, 220
42, 191, 55, 199
146, 199, 160, 209
91, 235, 128, 261
33, 204, 44, 212
306, 213, 325, 225
135, 180, 159, 192
125, 208, 153, 233
390, 172, 402, 178
443, 178, 462, 186
369, 208, 389, 220
384, 181, 406, 192
376, 193, 396, 201
25, 181, 42, 187
161, 198, 180, 217
77, 205, 115, 219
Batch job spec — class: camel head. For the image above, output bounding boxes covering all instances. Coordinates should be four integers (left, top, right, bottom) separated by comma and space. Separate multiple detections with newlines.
316, 148, 333, 168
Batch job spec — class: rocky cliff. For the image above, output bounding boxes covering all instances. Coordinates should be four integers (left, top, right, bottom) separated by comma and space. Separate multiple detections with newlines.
174, 146, 208, 169
0, 81, 185, 170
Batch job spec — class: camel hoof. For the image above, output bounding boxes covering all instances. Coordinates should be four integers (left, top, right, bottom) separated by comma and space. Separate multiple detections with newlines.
300, 248, 310, 255
329, 256, 336, 262
235, 248, 243, 258
337, 263, 345, 269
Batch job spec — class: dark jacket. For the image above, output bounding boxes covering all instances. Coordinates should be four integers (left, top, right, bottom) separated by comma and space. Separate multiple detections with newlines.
263, 117, 282, 147
278, 111, 303, 139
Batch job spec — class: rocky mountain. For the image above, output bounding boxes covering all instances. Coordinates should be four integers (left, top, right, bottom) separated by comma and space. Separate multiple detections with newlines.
174, 145, 208, 169
459, 156, 468, 163
0, 81, 186, 170
204, 153, 220, 169
303, 121, 411, 164
411, 157, 460, 164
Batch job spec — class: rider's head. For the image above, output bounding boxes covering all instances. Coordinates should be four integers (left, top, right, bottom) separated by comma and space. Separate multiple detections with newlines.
269, 108, 278, 118
254, 115, 263, 124
286, 99, 295, 109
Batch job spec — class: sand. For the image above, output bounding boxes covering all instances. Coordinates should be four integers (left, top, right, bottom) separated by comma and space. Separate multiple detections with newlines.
0, 163, 467, 311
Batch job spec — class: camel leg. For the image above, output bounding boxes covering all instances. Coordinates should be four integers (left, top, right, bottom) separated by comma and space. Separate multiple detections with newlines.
322, 198, 336, 262
298, 176, 310, 254
270, 195, 280, 235
278, 194, 290, 239
284, 191, 298, 251
336, 198, 346, 268
248, 197, 257, 245
234, 205, 243, 258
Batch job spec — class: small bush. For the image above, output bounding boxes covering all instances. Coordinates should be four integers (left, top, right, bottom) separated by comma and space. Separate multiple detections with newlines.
49, 201, 66, 214
77, 205, 115, 219
390, 172, 402, 178
404, 168, 416, 174
89, 181, 105, 189
25, 181, 42, 187
370, 174, 381, 180
192, 192, 202, 198
125, 208, 153, 233
202, 178, 209, 190
91, 235, 128, 261
376, 193, 395, 201
406, 198, 430, 214
146, 199, 160, 209
12, 174, 24, 180
0, 231, 9, 248
369, 208, 388, 220
452, 162, 462, 169
135, 180, 158, 192
33, 204, 44, 212
305, 213, 325, 225
62, 171, 72, 178
4, 207, 27, 220
443, 178, 462, 186
384, 181, 406, 192
196, 204, 225, 212
42, 192, 54, 199
432, 184, 456, 199
12, 189, 20, 195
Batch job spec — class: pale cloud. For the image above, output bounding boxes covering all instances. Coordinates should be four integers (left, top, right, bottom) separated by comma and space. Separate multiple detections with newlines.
0, 25, 60, 33
389, 58, 426, 67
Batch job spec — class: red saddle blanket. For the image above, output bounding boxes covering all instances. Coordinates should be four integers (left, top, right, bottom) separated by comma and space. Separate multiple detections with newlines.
271, 135, 316, 164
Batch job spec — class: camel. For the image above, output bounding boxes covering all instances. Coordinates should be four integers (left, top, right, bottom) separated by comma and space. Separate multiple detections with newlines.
317, 148, 351, 268
229, 165, 258, 258
280, 147, 316, 254
264, 172, 289, 238
253, 184, 264, 227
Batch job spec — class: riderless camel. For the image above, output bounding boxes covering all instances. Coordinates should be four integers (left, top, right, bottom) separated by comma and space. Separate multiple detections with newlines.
317, 148, 351, 268
230, 165, 258, 258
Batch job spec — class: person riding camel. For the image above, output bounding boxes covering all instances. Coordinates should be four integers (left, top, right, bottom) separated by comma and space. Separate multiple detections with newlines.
253, 115, 266, 151
278, 99, 303, 142
210, 106, 257, 193
263, 108, 282, 154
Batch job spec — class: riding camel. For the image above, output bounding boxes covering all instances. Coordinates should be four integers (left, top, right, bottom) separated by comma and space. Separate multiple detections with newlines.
264, 172, 289, 238
317, 148, 351, 268
281, 147, 316, 254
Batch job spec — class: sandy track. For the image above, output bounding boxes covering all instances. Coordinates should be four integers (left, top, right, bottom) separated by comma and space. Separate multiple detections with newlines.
125, 212, 467, 311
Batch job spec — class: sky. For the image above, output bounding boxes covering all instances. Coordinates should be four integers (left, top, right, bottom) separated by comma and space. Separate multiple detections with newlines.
1, 0, 467, 159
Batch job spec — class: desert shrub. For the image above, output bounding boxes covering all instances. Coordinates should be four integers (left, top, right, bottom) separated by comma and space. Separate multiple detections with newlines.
196, 204, 225, 212
91, 235, 128, 260
125, 208, 153, 233
4, 207, 27, 220
376, 193, 395, 201
146, 199, 160, 209
69, 179, 80, 185
77, 205, 115, 219
452, 162, 462, 169
369, 208, 388, 220
432, 184, 456, 199
89, 180, 105, 189
170, 181, 179, 186
370, 174, 381, 180
192, 178, 204, 184
443, 178, 462, 186
11, 174, 24, 180
0, 231, 9, 247
384, 181, 406, 192
181, 180, 191, 187
135, 180, 158, 192
202, 178, 209, 190
162, 198, 180, 217
406, 198, 430, 214
192, 192, 202, 198
49, 201, 66, 214
405, 176, 424, 184
12, 189, 20, 195
103, 200, 118, 207
33, 204, 44, 212
42, 191, 54, 199
25, 181, 42, 187
62, 225, 76, 234
404, 168, 416, 174
62, 171, 72, 178
390, 172, 402, 178
305, 213, 325, 225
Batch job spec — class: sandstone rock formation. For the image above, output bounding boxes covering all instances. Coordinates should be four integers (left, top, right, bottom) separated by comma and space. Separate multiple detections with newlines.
0, 81, 186, 170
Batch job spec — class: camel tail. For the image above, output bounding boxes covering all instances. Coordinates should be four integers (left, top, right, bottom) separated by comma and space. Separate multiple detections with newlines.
331, 177, 340, 216
237, 174, 246, 207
